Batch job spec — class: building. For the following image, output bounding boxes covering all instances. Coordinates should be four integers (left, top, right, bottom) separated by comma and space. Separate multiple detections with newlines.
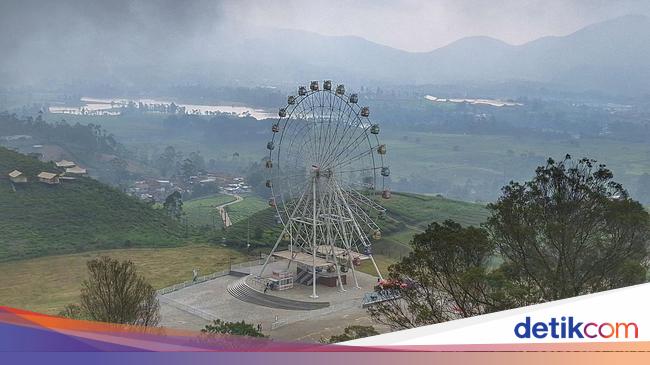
8, 170, 27, 183
65, 166, 87, 176
55, 160, 76, 168
37, 172, 60, 185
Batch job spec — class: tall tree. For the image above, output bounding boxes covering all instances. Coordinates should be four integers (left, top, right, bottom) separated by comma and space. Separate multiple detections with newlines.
80, 256, 160, 326
486, 155, 649, 302
163, 191, 183, 220
180, 158, 197, 178
156, 146, 181, 177
369, 155, 650, 329
367, 220, 498, 330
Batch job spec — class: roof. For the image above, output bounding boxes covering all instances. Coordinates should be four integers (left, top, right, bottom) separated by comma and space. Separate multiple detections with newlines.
65, 166, 87, 174
37, 172, 58, 179
55, 160, 75, 168
8, 170, 23, 178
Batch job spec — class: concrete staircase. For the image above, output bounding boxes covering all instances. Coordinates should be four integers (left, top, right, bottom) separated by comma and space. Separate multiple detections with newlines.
227, 276, 329, 311
295, 269, 313, 285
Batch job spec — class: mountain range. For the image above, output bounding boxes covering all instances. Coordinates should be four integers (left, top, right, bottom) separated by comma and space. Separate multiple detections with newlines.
227, 14, 650, 95
3, 14, 649, 96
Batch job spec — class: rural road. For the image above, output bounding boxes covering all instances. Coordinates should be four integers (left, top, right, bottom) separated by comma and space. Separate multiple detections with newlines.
216, 193, 243, 210
215, 193, 243, 227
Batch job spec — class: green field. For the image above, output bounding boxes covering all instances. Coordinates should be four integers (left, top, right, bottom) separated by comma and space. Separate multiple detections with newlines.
0, 245, 247, 314
382, 130, 650, 201
224, 196, 268, 224
219, 191, 489, 261
185, 194, 269, 230
382, 192, 490, 228
184, 194, 237, 227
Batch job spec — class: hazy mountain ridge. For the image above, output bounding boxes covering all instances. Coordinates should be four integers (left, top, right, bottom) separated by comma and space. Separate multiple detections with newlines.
2, 14, 649, 95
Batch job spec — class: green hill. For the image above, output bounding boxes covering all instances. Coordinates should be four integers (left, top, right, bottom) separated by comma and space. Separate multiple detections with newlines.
381, 192, 490, 228
218, 191, 490, 254
0, 147, 183, 261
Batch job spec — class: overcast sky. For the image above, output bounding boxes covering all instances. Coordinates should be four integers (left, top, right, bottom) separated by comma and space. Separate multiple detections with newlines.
2, 0, 649, 53
223, 0, 650, 52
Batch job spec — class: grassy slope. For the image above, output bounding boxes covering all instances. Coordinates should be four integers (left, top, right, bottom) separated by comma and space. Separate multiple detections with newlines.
185, 194, 268, 230
381, 192, 490, 228
184, 194, 237, 227
225, 196, 268, 224
0, 147, 183, 261
220, 192, 489, 252
0, 245, 247, 314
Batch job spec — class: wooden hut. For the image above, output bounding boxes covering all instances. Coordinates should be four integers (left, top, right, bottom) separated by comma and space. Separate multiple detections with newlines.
37, 172, 60, 185
65, 166, 87, 176
8, 170, 27, 183
55, 160, 75, 168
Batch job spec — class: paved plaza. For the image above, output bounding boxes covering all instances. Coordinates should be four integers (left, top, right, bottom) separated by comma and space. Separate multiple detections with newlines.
159, 261, 387, 342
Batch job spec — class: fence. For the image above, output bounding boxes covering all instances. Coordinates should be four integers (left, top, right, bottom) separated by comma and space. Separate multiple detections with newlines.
229, 255, 278, 271
229, 258, 265, 270
156, 255, 275, 296
156, 269, 230, 295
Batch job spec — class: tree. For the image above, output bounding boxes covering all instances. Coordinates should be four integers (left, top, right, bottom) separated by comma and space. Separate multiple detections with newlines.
486, 155, 649, 303
58, 303, 88, 320
188, 151, 206, 172
367, 220, 499, 330
324, 325, 379, 343
201, 319, 265, 337
163, 190, 183, 220
368, 155, 649, 330
80, 256, 160, 326
156, 146, 181, 177
108, 157, 129, 186
180, 158, 197, 178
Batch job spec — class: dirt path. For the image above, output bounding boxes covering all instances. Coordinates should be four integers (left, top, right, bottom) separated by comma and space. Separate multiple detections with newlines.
215, 193, 243, 227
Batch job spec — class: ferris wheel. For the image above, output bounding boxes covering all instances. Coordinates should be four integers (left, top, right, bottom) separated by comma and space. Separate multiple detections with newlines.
259, 80, 391, 298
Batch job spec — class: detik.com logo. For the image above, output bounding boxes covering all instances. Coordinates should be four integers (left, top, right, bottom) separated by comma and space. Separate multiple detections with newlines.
514, 317, 638, 339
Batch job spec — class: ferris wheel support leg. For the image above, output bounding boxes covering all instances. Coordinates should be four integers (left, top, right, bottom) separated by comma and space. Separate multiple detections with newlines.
258, 224, 288, 278
262, 187, 310, 279
348, 254, 361, 289
368, 254, 383, 281
331, 183, 358, 289
324, 181, 346, 292
286, 225, 293, 270
335, 181, 380, 285
310, 175, 319, 299
328, 237, 346, 292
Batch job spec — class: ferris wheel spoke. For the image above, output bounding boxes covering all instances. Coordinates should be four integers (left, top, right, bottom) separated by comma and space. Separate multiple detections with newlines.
321, 91, 345, 167
321, 92, 349, 167
319, 96, 358, 166
316, 91, 331, 167
291, 102, 319, 165
320, 102, 360, 167
323, 124, 373, 170
329, 146, 378, 171
332, 166, 382, 176
321, 108, 368, 168
302, 91, 322, 164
